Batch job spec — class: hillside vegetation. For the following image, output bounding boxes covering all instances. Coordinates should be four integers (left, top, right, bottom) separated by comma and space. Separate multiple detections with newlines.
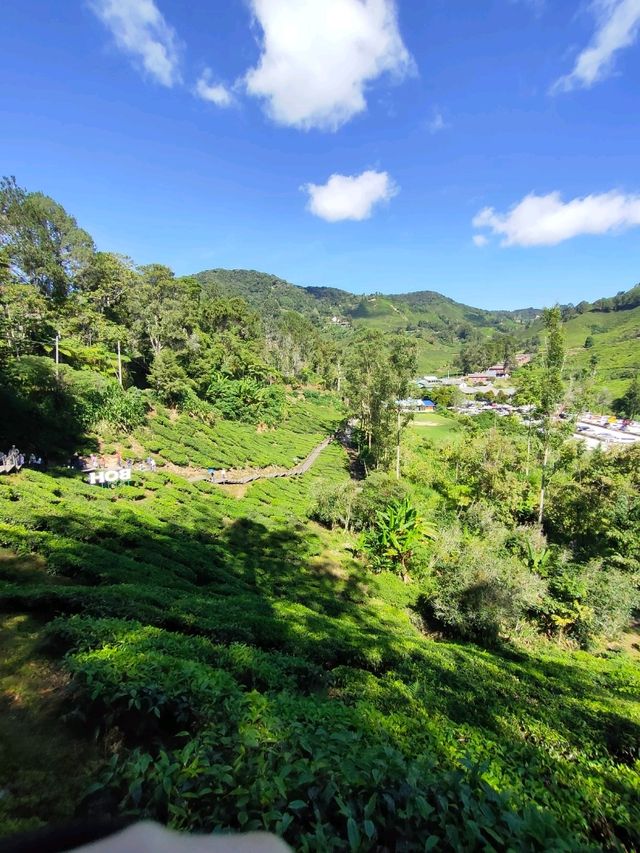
561, 304, 640, 398
2, 425, 639, 848
1, 177, 639, 851
194, 268, 533, 375
195, 268, 640, 389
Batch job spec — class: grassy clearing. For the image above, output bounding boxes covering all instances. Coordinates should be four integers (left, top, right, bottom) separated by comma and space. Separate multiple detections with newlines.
406, 412, 462, 447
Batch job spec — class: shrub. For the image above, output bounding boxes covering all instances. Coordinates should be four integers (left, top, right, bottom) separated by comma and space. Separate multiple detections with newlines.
91, 697, 576, 851
95, 384, 147, 431
148, 351, 191, 406
359, 498, 434, 580
206, 375, 286, 426
420, 526, 545, 644
351, 472, 409, 531
310, 480, 359, 530
534, 559, 639, 647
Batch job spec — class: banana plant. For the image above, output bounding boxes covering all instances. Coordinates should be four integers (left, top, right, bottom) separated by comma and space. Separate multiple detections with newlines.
361, 497, 435, 581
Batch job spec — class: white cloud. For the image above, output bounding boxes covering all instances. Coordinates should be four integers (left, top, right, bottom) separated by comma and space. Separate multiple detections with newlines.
472, 234, 489, 247
473, 190, 640, 247
89, 0, 181, 86
427, 110, 449, 134
244, 0, 413, 130
552, 0, 640, 92
194, 70, 233, 106
303, 170, 398, 221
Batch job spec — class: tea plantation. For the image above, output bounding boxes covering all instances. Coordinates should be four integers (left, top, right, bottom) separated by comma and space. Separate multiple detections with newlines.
132, 392, 343, 471
1, 412, 639, 850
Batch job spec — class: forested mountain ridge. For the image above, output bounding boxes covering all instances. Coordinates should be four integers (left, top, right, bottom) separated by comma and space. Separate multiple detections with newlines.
195, 267, 535, 330
194, 268, 354, 322
194, 268, 543, 375
195, 267, 640, 383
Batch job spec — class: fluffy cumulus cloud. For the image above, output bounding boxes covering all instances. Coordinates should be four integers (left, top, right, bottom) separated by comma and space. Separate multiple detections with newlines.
244, 0, 413, 130
472, 234, 489, 247
552, 0, 640, 92
303, 170, 398, 221
473, 190, 640, 247
194, 70, 233, 106
88, 0, 181, 86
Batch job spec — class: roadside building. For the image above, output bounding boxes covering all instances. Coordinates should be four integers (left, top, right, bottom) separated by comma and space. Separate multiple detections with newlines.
487, 363, 510, 378
416, 375, 440, 388
466, 372, 498, 385
397, 398, 436, 412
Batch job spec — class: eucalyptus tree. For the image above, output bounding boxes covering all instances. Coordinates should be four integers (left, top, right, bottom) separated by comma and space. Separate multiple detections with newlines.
537, 306, 567, 525
345, 331, 416, 471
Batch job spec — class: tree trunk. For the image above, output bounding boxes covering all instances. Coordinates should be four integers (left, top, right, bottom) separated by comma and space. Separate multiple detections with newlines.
538, 442, 549, 526
395, 409, 401, 480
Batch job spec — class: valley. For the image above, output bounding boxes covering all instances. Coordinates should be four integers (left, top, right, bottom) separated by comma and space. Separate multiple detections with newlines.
0, 179, 639, 851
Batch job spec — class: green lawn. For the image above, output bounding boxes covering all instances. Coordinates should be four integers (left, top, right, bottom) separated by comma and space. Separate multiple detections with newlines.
407, 411, 461, 445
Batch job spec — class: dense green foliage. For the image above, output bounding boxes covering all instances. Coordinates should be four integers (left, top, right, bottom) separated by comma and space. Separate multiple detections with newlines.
0, 179, 350, 456
2, 450, 640, 848
359, 497, 433, 579
1, 177, 639, 851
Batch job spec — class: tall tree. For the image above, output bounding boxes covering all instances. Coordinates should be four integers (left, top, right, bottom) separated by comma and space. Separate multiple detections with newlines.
501, 334, 517, 373
345, 331, 416, 470
0, 176, 95, 300
615, 375, 640, 420
0, 282, 51, 363
78, 251, 136, 325
538, 306, 566, 525
126, 265, 197, 364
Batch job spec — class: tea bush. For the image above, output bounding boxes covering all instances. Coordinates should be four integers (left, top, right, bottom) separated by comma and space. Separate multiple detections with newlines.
134, 392, 344, 471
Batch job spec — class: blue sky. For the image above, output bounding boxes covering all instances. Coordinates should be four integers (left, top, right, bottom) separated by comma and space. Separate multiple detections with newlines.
2, 0, 640, 309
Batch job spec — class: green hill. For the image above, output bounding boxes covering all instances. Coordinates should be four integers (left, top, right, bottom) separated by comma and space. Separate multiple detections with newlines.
2, 179, 639, 850
194, 268, 527, 332
194, 269, 533, 374
562, 304, 640, 398
514, 291, 640, 398
195, 268, 639, 386
194, 269, 355, 322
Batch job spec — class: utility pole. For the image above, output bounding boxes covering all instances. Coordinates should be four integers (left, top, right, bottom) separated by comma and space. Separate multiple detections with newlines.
525, 416, 532, 478
395, 407, 401, 480
117, 340, 123, 387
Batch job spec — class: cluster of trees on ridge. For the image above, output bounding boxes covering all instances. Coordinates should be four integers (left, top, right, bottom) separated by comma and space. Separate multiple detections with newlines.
0, 176, 422, 470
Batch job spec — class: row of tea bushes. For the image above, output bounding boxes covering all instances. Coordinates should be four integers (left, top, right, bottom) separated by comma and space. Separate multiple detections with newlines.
133, 393, 345, 471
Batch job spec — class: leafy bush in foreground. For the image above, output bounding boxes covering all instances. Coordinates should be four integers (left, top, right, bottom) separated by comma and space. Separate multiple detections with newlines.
96, 716, 579, 851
